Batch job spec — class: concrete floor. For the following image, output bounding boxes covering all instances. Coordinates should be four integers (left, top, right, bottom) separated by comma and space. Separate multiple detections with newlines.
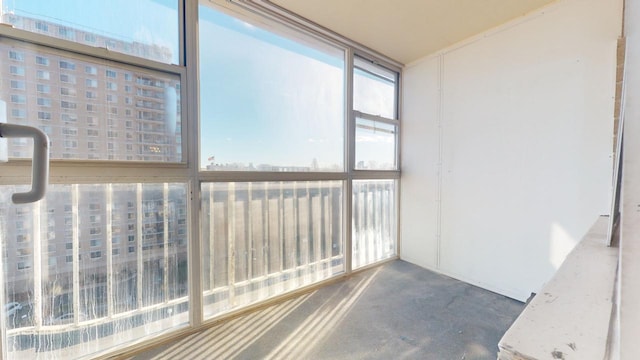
132, 260, 524, 360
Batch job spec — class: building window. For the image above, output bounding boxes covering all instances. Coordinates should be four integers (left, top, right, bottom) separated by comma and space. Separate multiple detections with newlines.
35, 21, 49, 32
10, 80, 25, 90
8, 50, 24, 61
11, 109, 26, 118
10, 95, 26, 104
86, 79, 98, 88
60, 87, 76, 97
9, 65, 25, 76
58, 27, 75, 40
38, 111, 52, 120
60, 101, 77, 109
84, 33, 97, 43
36, 70, 50, 79
36, 83, 50, 93
61, 114, 77, 122
106, 69, 117, 78
60, 73, 76, 84
37, 97, 52, 107
59, 60, 75, 70
35, 56, 49, 66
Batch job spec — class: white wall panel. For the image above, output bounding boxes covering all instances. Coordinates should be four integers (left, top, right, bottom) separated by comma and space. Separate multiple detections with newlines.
401, 0, 622, 301
400, 56, 441, 269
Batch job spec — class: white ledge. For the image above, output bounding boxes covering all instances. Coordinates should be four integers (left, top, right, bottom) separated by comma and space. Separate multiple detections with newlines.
498, 216, 618, 360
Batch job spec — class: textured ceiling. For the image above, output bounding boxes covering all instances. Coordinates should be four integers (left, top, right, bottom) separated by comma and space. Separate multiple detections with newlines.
270, 0, 557, 64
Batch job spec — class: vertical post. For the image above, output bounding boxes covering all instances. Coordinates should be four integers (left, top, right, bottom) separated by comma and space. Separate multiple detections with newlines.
247, 182, 253, 287
33, 200, 42, 326
136, 184, 143, 309
106, 184, 114, 317
163, 184, 169, 303
208, 183, 215, 292
72, 185, 80, 325
345, 49, 354, 275
227, 182, 236, 306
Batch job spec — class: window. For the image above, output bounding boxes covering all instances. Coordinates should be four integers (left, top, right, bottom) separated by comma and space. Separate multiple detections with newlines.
2, 1, 179, 64
354, 57, 399, 170
62, 127, 77, 136
60, 73, 76, 84
61, 114, 77, 122
59, 60, 75, 70
199, 7, 344, 171
38, 111, 52, 120
37, 98, 52, 107
0, 1, 399, 359
35, 56, 49, 66
60, 87, 76, 97
60, 100, 77, 109
9, 65, 24, 76
36, 84, 50, 93
58, 27, 75, 40
8, 50, 24, 61
35, 21, 49, 32
10, 80, 25, 90
84, 33, 97, 43
10, 95, 26, 104
36, 70, 50, 79
11, 109, 26, 118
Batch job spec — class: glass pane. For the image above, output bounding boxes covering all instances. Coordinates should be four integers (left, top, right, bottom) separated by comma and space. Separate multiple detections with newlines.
201, 181, 344, 319
352, 180, 397, 269
0, 38, 182, 162
0, 0, 180, 65
198, 5, 345, 171
355, 117, 397, 170
354, 57, 396, 119
0, 183, 189, 359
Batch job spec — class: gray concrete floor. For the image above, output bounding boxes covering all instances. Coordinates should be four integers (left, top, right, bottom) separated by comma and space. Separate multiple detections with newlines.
132, 260, 524, 360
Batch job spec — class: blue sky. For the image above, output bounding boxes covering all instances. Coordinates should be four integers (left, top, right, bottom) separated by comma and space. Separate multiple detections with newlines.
198, 6, 345, 170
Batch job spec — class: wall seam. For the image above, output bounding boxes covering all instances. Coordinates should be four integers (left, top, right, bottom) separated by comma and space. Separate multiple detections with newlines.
436, 54, 444, 269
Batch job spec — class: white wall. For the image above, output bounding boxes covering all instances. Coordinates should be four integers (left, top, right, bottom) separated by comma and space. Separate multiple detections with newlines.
401, 0, 622, 301
619, 0, 640, 358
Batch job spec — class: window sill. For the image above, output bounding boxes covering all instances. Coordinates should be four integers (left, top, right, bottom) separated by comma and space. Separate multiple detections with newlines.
498, 216, 617, 360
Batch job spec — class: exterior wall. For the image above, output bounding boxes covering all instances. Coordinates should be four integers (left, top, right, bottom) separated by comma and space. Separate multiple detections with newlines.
401, 0, 622, 301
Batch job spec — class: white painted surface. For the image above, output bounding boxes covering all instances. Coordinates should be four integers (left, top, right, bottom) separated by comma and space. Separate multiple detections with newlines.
400, 57, 440, 269
619, 1, 640, 358
271, 0, 555, 64
401, 0, 622, 301
498, 217, 617, 360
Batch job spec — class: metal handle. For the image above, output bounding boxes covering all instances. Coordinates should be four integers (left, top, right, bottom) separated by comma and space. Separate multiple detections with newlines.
0, 123, 50, 204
